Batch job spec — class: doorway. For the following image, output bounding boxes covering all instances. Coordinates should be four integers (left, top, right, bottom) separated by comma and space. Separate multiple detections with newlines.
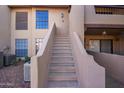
89, 39, 113, 53
100, 40, 113, 53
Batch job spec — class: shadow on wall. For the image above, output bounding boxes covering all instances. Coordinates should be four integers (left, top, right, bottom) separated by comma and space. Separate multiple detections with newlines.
87, 50, 124, 85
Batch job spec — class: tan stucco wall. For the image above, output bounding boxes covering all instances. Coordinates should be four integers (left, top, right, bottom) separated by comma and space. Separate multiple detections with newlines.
10, 5, 124, 57
84, 5, 124, 25
71, 32, 105, 88
85, 35, 124, 54
69, 5, 84, 43
0, 5, 11, 52
87, 51, 124, 84
11, 7, 69, 57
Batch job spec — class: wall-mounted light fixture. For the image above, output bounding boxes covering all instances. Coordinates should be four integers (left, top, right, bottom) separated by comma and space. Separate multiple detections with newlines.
102, 30, 107, 35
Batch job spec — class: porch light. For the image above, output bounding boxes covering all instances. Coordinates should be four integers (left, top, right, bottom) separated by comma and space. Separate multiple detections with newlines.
102, 31, 107, 35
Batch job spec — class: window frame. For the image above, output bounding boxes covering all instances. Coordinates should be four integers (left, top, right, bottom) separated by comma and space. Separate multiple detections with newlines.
36, 10, 49, 29
15, 39, 28, 57
15, 12, 28, 30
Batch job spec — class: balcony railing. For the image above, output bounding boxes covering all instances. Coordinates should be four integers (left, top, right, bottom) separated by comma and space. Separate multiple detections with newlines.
95, 6, 124, 15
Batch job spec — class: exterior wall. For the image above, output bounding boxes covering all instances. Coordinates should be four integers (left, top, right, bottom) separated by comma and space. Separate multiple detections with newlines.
11, 7, 69, 57
85, 35, 124, 54
69, 5, 84, 43
84, 5, 124, 55
70, 6, 105, 87
84, 5, 124, 25
0, 6, 11, 53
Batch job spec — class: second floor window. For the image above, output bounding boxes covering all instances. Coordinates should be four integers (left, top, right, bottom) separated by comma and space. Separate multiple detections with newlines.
16, 12, 28, 30
36, 10, 48, 29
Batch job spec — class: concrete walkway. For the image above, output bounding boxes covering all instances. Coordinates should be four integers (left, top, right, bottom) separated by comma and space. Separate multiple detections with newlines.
0, 60, 124, 88
106, 72, 124, 88
0, 61, 30, 88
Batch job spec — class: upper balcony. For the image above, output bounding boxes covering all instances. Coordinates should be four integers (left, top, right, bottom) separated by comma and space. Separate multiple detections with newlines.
84, 5, 124, 25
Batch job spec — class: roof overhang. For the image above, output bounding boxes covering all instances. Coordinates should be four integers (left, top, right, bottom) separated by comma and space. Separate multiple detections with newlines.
85, 24, 124, 29
95, 5, 124, 9
8, 5, 70, 9
85, 24, 124, 35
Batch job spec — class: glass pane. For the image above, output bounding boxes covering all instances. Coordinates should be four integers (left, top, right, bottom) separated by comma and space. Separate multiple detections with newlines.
16, 12, 28, 30
36, 10, 48, 29
15, 39, 28, 57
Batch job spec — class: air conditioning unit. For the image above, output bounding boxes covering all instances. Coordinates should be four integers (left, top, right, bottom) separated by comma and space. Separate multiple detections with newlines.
24, 62, 30, 81
4, 54, 16, 66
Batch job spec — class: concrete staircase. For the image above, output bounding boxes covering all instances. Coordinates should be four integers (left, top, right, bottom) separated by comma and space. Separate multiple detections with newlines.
47, 35, 79, 88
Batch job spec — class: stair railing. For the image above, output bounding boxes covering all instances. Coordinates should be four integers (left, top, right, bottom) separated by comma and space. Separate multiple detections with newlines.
31, 23, 56, 88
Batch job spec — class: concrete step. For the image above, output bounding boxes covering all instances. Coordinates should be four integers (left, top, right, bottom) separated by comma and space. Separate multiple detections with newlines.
53, 47, 71, 50
52, 53, 72, 56
53, 44, 71, 47
52, 50, 72, 54
51, 61, 74, 64
48, 81, 79, 88
55, 38, 69, 39
55, 37, 69, 39
50, 63, 75, 66
54, 42, 71, 44
52, 56, 73, 58
50, 64, 75, 68
54, 37, 70, 39
49, 72, 76, 76
52, 48, 71, 51
49, 66, 76, 72
54, 39, 70, 42
54, 40, 69, 42
52, 56, 73, 61
48, 75, 77, 81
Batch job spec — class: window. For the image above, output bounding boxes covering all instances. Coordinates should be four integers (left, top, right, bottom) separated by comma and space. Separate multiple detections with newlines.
36, 10, 48, 29
16, 12, 28, 30
15, 39, 28, 57
35, 38, 43, 54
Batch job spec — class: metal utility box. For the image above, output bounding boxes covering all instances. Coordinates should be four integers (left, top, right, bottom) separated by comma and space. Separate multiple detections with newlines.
24, 62, 30, 81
